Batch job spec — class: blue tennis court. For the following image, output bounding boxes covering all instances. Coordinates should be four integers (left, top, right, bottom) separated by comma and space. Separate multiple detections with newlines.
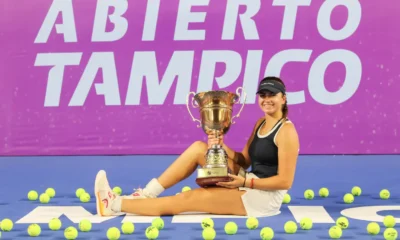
0, 154, 399, 239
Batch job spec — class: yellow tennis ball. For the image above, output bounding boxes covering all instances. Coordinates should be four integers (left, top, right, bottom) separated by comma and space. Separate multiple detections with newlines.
152, 217, 164, 230
39, 193, 50, 203
380, 189, 390, 199
145, 226, 159, 240
351, 186, 362, 196
260, 227, 274, 240
300, 217, 313, 230
282, 193, 291, 204
336, 217, 349, 229
201, 218, 214, 229
202, 227, 216, 240
384, 215, 396, 228
27, 190, 38, 201
75, 188, 85, 198
367, 222, 380, 235
343, 193, 354, 203
182, 186, 191, 192
49, 218, 62, 230
64, 226, 78, 240
304, 189, 314, 199
246, 217, 259, 230
80, 192, 91, 202
329, 226, 342, 239
45, 188, 56, 198
384, 228, 398, 240
284, 221, 297, 233
27, 223, 41, 237
224, 221, 238, 235
112, 186, 122, 195
107, 227, 121, 240
121, 222, 135, 234
1, 218, 14, 231
319, 187, 329, 197
79, 219, 92, 232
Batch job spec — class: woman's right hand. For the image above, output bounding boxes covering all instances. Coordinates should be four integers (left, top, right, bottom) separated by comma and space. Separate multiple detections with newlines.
207, 133, 224, 148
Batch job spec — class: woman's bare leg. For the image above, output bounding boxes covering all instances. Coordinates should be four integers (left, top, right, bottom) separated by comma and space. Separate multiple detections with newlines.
157, 141, 242, 189
121, 187, 247, 216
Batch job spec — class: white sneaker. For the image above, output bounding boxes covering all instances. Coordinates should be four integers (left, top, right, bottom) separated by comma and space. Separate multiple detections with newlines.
129, 188, 156, 199
94, 170, 118, 216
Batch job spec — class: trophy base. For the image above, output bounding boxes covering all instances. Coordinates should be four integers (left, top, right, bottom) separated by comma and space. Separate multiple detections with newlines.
195, 167, 231, 188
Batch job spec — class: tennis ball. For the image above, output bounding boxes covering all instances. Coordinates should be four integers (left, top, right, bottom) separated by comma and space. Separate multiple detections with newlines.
380, 189, 390, 199
284, 220, 297, 233
384, 215, 396, 228
304, 189, 314, 199
319, 187, 329, 197
39, 193, 50, 203
224, 221, 238, 235
367, 222, 380, 235
75, 188, 85, 198
80, 192, 91, 202
28, 190, 38, 201
112, 186, 122, 195
282, 193, 291, 204
1, 218, 13, 231
121, 222, 135, 234
202, 227, 216, 240
201, 218, 214, 229
343, 193, 354, 203
45, 188, 56, 198
336, 216, 349, 229
384, 228, 398, 240
152, 217, 164, 230
246, 217, 259, 230
49, 218, 62, 230
64, 226, 78, 240
145, 226, 159, 240
260, 227, 274, 240
79, 219, 92, 232
107, 227, 121, 240
300, 217, 313, 230
182, 186, 191, 192
329, 225, 342, 239
351, 186, 362, 196
27, 223, 41, 237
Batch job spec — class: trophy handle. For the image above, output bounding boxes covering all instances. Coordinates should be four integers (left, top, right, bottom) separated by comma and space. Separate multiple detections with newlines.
231, 87, 246, 124
186, 92, 202, 128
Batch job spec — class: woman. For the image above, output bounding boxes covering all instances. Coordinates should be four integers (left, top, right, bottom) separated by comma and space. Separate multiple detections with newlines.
95, 76, 300, 217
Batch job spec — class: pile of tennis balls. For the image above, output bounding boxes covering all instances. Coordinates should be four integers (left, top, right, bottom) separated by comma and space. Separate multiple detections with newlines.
27, 187, 56, 203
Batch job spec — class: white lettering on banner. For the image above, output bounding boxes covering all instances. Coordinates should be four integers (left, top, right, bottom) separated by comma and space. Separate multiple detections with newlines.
92, 0, 128, 42
309, 49, 362, 105
34, 53, 82, 107
197, 51, 242, 93
318, 0, 362, 41
242, 50, 263, 104
14, 205, 400, 224
34, 0, 77, 43
69, 52, 121, 106
125, 51, 194, 105
142, 0, 161, 41
265, 49, 312, 105
272, 0, 312, 40
174, 0, 210, 40
222, 0, 261, 40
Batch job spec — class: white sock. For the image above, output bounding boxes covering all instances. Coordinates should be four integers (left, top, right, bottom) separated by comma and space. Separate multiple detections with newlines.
143, 178, 165, 197
111, 196, 122, 212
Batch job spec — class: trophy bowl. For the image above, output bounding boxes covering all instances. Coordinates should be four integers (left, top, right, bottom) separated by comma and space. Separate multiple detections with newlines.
186, 87, 246, 187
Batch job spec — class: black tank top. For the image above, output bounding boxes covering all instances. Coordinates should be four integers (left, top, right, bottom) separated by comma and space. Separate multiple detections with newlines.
248, 118, 287, 178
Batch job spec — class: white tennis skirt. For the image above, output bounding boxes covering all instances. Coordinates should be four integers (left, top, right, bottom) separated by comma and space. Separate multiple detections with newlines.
237, 168, 287, 217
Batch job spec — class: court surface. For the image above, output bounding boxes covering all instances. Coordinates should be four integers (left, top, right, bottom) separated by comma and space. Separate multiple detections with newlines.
0, 155, 399, 239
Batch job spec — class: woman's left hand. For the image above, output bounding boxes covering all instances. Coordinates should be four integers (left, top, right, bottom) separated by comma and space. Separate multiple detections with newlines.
216, 173, 246, 189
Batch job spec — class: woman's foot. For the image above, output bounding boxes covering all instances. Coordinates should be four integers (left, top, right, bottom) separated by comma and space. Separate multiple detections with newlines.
94, 170, 119, 216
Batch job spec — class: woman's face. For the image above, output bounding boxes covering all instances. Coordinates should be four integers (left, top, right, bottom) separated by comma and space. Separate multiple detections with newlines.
257, 91, 286, 116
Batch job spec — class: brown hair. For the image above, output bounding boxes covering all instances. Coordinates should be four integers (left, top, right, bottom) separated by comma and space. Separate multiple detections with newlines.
260, 76, 288, 119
